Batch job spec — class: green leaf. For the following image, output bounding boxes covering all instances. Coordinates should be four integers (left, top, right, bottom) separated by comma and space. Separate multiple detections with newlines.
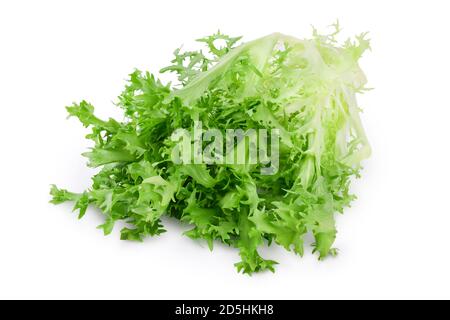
51, 25, 371, 274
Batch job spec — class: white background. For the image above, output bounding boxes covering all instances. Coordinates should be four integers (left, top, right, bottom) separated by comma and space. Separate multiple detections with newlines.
1, 0, 449, 300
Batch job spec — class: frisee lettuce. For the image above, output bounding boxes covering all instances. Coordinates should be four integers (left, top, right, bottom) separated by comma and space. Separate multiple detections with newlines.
51, 25, 371, 274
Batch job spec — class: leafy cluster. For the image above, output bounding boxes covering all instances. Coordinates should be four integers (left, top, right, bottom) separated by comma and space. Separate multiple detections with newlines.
51, 27, 371, 274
